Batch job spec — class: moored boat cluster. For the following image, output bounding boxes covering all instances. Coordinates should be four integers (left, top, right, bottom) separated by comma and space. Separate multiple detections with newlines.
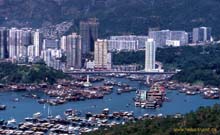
134, 83, 167, 109
163, 81, 220, 99
0, 108, 183, 135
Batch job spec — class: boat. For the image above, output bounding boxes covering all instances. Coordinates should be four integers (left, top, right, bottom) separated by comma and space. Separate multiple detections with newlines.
141, 103, 146, 108
0, 105, 6, 110
0, 119, 4, 125
115, 73, 127, 78
134, 101, 141, 107
83, 75, 92, 87
64, 109, 81, 116
37, 99, 47, 104
117, 89, 122, 95
55, 115, 62, 120
33, 112, 42, 119
7, 118, 16, 125
186, 90, 196, 95
157, 113, 163, 117
25, 117, 35, 122
10, 85, 26, 92
13, 98, 20, 102
85, 112, 93, 119
203, 91, 220, 99
102, 108, 110, 115
143, 113, 149, 118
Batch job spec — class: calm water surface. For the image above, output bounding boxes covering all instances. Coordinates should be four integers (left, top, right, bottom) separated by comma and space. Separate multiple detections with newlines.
0, 77, 219, 122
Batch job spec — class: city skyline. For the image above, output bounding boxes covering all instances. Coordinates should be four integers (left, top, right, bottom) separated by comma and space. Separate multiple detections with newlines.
0, 24, 214, 72
0, 1, 220, 134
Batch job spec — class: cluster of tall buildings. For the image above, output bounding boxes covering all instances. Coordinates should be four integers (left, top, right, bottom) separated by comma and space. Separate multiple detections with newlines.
0, 22, 214, 72
0, 27, 82, 70
148, 27, 212, 47
40, 33, 82, 70
0, 27, 42, 62
149, 30, 189, 47
0, 18, 99, 71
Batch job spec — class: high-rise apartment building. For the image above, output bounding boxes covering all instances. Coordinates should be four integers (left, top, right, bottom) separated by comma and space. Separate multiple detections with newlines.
193, 27, 212, 43
19, 28, 32, 59
41, 49, 63, 70
34, 29, 42, 57
27, 45, 35, 58
94, 39, 111, 69
43, 39, 59, 50
149, 30, 188, 47
107, 35, 148, 51
0, 27, 8, 59
8, 28, 32, 60
8, 28, 18, 59
80, 18, 99, 55
60, 36, 67, 51
145, 39, 156, 72
66, 33, 82, 69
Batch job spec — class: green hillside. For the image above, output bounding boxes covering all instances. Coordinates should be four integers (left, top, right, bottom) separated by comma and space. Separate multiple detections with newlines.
0, 62, 68, 84
0, 0, 220, 38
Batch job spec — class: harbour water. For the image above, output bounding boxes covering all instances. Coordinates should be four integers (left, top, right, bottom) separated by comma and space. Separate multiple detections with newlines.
0, 77, 219, 122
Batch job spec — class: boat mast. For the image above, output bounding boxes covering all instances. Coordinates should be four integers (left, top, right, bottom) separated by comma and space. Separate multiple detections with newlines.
87, 75, 90, 83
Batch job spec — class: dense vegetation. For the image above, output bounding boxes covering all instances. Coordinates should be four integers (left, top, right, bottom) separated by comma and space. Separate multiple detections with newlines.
0, 62, 68, 84
113, 44, 220, 86
1, 0, 220, 38
112, 51, 145, 66
86, 104, 220, 135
